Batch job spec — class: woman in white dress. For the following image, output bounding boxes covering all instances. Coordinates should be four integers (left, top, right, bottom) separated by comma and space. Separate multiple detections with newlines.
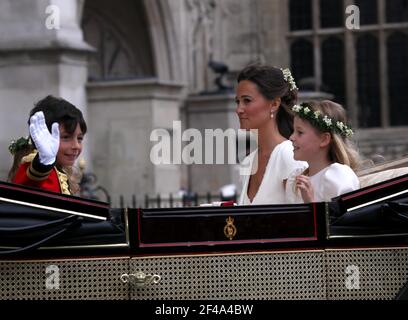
235, 64, 307, 205
285, 100, 360, 203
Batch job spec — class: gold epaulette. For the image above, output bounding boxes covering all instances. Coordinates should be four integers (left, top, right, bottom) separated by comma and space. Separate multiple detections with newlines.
57, 169, 71, 195
21, 150, 72, 195
25, 150, 54, 182
21, 151, 38, 164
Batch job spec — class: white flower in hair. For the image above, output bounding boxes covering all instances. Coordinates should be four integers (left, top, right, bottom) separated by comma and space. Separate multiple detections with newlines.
281, 68, 298, 91
292, 103, 354, 137
323, 116, 332, 126
292, 104, 301, 112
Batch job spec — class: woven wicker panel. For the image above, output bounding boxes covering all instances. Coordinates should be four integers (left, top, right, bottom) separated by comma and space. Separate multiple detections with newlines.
3, 248, 406, 300
326, 248, 408, 300
0, 257, 129, 300
129, 251, 326, 300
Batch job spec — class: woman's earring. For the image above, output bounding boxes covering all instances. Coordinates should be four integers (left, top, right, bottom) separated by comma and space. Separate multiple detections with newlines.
270, 112, 274, 119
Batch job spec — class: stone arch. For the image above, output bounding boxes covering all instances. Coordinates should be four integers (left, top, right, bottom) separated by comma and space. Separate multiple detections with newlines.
80, 0, 182, 82
143, 0, 183, 82
81, 0, 155, 80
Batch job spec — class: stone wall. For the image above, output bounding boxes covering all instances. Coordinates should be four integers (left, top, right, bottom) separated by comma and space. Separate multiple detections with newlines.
355, 128, 408, 164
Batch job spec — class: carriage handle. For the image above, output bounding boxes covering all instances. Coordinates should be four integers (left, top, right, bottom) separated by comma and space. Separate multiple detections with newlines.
120, 271, 161, 287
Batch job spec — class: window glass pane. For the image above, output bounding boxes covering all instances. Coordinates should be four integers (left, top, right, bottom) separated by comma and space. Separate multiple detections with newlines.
387, 32, 408, 126
289, 0, 312, 30
355, 0, 378, 25
356, 35, 381, 128
322, 37, 345, 104
386, 0, 408, 23
290, 39, 314, 89
320, 0, 343, 28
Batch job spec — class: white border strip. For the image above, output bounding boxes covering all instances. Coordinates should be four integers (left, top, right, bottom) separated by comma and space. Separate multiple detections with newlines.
329, 232, 408, 239
0, 243, 128, 251
0, 197, 107, 221
346, 189, 408, 212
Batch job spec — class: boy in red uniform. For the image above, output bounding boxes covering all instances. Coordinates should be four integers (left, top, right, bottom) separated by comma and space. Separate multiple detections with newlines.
8, 95, 87, 195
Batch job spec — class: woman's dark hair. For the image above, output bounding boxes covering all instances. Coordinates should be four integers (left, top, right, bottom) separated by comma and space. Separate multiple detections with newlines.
237, 64, 298, 138
29, 95, 87, 135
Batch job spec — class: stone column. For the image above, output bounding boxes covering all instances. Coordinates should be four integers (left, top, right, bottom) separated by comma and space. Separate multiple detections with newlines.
258, 0, 290, 67
87, 79, 184, 205
0, 0, 92, 179
185, 92, 241, 194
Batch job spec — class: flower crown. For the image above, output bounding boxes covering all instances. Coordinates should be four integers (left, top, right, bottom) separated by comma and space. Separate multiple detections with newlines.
281, 68, 298, 91
8, 136, 32, 155
292, 103, 354, 137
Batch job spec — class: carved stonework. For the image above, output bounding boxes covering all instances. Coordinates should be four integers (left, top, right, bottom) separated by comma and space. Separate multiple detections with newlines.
82, 11, 133, 80
186, 0, 217, 93
81, 0, 154, 81
77, 0, 85, 24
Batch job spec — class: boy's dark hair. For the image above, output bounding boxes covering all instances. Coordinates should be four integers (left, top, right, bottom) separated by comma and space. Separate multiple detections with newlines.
29, 95, 87, 135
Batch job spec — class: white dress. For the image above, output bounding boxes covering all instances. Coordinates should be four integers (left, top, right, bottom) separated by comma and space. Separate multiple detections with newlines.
238, 140, 307, 205
285, 163, 360, 203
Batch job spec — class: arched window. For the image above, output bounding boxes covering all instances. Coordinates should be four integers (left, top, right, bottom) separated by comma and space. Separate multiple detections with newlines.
386, 0, 408, 23
290, 39, 314, 89
82, 0, 155, 81
288, 0, 407, 129
387, 32, 408, 125
322, 37, 345, 104
355, 0, 378, 25
357, 34, 381, 127
289, 0, 312, 31
320, 0, 343, 28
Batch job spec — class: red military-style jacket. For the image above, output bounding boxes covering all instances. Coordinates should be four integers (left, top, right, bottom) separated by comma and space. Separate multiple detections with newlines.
13, 152, 71, 195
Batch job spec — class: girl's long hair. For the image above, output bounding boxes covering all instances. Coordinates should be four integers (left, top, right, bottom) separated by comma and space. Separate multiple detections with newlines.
7, 142, 35, 183
302, 100, 361, 170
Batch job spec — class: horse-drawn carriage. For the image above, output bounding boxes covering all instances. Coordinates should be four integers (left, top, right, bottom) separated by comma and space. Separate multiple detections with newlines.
1, 158, 408, 300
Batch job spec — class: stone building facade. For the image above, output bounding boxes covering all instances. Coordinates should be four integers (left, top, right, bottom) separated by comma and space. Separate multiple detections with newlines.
0, 0, 407, 201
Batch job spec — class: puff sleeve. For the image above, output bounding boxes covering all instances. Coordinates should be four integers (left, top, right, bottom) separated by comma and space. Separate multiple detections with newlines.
320, 163, 360, 202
